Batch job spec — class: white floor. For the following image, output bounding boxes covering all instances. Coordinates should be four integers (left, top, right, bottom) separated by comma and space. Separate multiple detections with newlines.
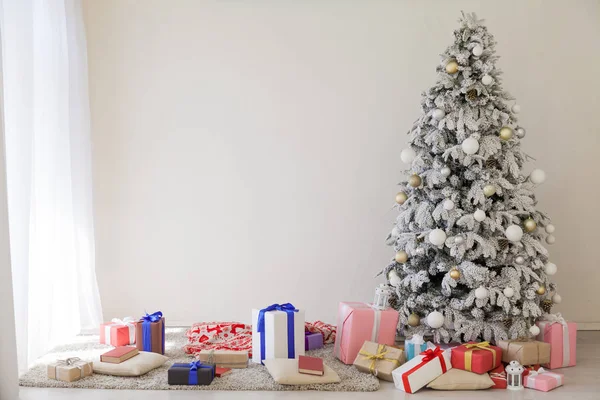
20, 332, 600, 400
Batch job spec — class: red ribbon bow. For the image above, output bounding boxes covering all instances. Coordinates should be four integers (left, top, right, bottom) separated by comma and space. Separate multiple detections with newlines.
419, 346, 443, 362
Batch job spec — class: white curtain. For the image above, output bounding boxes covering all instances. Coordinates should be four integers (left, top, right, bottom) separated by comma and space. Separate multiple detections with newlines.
0, 0, 102, 374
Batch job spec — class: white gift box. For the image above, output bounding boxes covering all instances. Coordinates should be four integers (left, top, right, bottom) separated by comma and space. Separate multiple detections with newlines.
392, 347, 452, 393
251, 307, 305, 364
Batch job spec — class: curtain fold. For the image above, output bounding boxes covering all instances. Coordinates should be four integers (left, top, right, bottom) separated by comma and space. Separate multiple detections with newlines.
0, 0, 102, 374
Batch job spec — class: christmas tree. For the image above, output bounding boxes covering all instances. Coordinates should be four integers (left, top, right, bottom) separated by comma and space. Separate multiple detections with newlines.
384, 13, 559, 343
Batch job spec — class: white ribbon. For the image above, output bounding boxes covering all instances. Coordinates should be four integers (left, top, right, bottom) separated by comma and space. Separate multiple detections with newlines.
538, 313, 570, 367
527, 367, 563, 387
106, 316, 136, 345
410, 334, 425, 345
371, 307, 381, 342
54, 357, 88, 380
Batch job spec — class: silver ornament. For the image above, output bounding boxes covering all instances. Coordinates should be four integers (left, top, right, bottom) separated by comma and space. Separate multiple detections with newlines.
516, 127, 526, 138
440, 167, 451, 177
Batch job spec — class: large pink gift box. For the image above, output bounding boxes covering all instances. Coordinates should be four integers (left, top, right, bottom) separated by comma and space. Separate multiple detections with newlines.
536, 315, 576, 369
523, 368, 564, 392
333, 302, 399, 364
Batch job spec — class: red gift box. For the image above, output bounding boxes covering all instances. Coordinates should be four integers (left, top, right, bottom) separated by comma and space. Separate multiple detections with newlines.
489, 365, 506, 389
451, 341, 502, 374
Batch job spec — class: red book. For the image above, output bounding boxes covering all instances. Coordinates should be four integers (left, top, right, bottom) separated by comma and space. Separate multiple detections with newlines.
215, 367, 231, 377
298, 355, 324, 376
100, 346, 139, 364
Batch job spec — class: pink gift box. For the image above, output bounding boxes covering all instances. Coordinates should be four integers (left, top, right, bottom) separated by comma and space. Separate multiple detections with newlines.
333, 302, 399, 364
536, 318, 576, 369
523, 368, 564, 392
99, 318, 136, 347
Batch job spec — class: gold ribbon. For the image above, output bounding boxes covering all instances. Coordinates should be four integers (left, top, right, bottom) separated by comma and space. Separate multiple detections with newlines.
358, 344, 401, 375
464, 341, 497, 372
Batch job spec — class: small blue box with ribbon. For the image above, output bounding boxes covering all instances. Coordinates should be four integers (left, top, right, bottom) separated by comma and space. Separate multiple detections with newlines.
251, 303, 305, 364
168, 361, 215, 385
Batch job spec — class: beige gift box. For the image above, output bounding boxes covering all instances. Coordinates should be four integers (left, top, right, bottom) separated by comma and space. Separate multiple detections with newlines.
497, 339, 550, 365
353, 341, 404, 382
47, 358, 93, 382
197, 349, 249, 368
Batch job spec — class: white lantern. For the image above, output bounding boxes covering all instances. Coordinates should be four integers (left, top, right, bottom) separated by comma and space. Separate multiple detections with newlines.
505, 361, 524, 390
373, 283, 392, 310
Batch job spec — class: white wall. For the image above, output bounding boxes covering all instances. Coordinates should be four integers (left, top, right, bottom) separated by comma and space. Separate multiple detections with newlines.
83, 0, 600, 327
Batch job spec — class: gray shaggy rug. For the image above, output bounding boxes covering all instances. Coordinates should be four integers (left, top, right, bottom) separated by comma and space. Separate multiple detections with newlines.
19, 327, 379, 391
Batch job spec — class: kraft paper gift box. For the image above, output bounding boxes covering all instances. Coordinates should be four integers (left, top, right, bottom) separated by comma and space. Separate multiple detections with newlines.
405, 335, 429, 362
168, 361, 215, 385
47, 358, 93, 382
197, 350, 249, 368
99, 317, 136, 347
251, 303, 305, 364
489, 365, 507, 389
497, 339, 550, 366
451, 341, 502, 374
305, 331, 324, 351
392, 346, 452, 393
135, 311, 165, 355
334, 302, 399, 364
536, 315, 577, 369
353, 341, 404, 382
523, 368, 564, 392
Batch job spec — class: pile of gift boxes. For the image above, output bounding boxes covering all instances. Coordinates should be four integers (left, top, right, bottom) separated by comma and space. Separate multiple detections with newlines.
47, 302, 575, 393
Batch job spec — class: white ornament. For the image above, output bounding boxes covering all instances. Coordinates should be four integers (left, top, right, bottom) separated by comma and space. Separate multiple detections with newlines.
545, 224, 555, 234
391, 226, 400, 238
472, 44, 483, 56
546, 235, 556, 244
503, 287, 515, 298
544, 262, 557, 275
529, 325, 541, 336
429, 229, 447, 246
511, 104, 521, 114
443, 199, 455, 210
473, 209, 486, 222
389, 270, 402, 287
516, 127, 526, 138
515, 256, 525, 265
530, 169, 546, 184
475, 286, 489, 299
400, 148, 416, 164
552, 294, 562, 304
481, 74, 493, 86
454, 236, 464, 244
426, 311, 445, 329
461, 137, 479, 155
505, 225, 524, 242
440, 167, 451, 177
432, 108, 446, 120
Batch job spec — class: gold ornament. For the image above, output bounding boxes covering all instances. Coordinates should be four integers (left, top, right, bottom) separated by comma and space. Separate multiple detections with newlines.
536, 285, 547, 295
483, 184, 496, 197
449, 267, 461, 280
466, 89, 478, 101
524, 218, 537, 233
541, 299, 553, 313
395, 250, 409, 264
395, 192, 408, 205
499, 126, 513, 141
407, 313, 420, 327
445, 60, 459, 74
408, 174, 422, 188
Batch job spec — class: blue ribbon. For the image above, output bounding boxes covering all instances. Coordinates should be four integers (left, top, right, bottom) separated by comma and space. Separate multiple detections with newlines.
141, 311, 163, 353
172, 361, 214, 385
257, 303, 298, 362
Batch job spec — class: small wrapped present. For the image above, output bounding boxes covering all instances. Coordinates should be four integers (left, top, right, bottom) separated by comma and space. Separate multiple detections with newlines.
489, 364, 507, 389
251, 303, 305, 364
536, 313, 577, 369
305, 332, 324, 351
305, 321, 336, 344
404, 334, 428, 362
168, 361, 215, 385
497, 339, 550, 366
353, 341, 404, 382
523, 367, 564, 392
135, 311, 165, 355
47, 357, 93, 382
99, 317, 136, 346
334, 302, 398, 364
392, 347, 452, 393
451, 341, 502, 374
197, 349, 248, 368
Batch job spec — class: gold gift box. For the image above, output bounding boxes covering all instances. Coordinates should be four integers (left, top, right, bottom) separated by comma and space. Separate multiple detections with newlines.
47, 358, 93, 382
497, 339, 550, 366
353, 341, 405, 381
